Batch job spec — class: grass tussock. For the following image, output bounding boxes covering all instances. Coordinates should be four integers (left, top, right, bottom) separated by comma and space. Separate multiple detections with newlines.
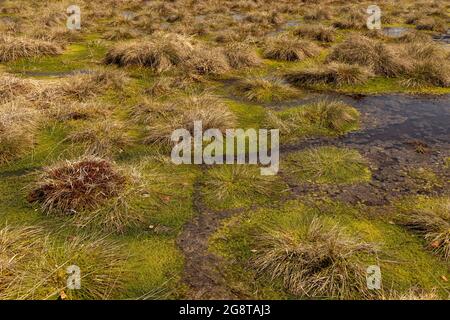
31, 26, 83, 43
284, 146, 371, 184
223, 42, 262, 69
415, 17, 447, 33
51, 101, 110, 121
400, 42, 450, 88
0, 70, 127, 107
285, 62, 373, 87
201, 165, 287, 210
105, 32, 233, 75
327, 35, 409, 77
251, 217, 377, 299
142, 93, 236, 145
332, 9, 365, 30
0, 35, 62, 62
383, 288, 439, 300
0, 74, 42, 104
304, 7, 333, 21
0, 101, 40, 163
293, 24, 336, 42
104, 32, 194, 72
55, 69, 128, 101
145, 74, 204, 97
0, 225, 128, 299
398, 200, 449, 260
234, 76, 300, 102
103, 27, 141, 41
401, 60, 450, 88
263, 36, 321, 61
28, 157, 127, 214
67, 120, 133, 157
185, 46, 230, 75
266, 100, 360, 141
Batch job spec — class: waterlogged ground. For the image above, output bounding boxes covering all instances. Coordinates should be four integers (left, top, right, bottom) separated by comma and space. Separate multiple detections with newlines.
177, 91, 450, 299
0, 0, 449, 300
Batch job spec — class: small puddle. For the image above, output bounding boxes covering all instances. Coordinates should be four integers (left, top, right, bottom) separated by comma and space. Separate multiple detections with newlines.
433, 30, 450, 44
382, 27, 410, 38
221, 75, 450, 147
20, 69, 95, 78
267, 20, 300, 36
279, 93, 450, 145
284, 20, 300, 28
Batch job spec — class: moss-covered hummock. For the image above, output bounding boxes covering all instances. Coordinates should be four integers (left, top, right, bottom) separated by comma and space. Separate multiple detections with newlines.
200, 165, 289, 211
210, 199, 450, 299
283, 146, 371, 184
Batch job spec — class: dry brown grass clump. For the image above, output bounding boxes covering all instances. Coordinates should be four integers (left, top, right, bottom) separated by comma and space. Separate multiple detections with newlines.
105, 32, 233, 75
393, 31, 431, 43
103, 27, 141, 41
31, 26, 83, 43
0, 35, 62, 62
293, 24, 336, 42
285, 62, 372, 87
0, 74, 42, 103
252, 218, 377, 299
0, 17, 21, 34
235, 76, 300, 102
144, 74, 204, 97
0, 101, 40, 163
0, 70, 127, 108
50, 101, 110, 121
383, 288, 439, 300
67, 120, 133, 157
332, 7, 365, 30
28, 157, 127, 214
401, 60, 450, 88
0, 224, 128, 299
104, 33, 194, 72
185, 46, 230, 75
55, 69, 128, 101
263, 36, 321, 61
214, 30, 241, 43
327, 35, 409, 77
398, 203, 449, 260
303, 6, 332, 21
142, 93, 236, 145
223, 42, 261, 68
400, 42, 450, 88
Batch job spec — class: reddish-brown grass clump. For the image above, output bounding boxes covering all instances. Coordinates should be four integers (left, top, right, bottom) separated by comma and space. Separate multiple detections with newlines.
28, 157, 126, 214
